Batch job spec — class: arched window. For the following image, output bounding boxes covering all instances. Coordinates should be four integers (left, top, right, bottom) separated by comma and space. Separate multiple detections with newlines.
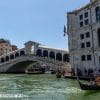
1, 58, 4, 63
6, 56, 9, 61
43, 50, 48, 57
36, 49, 42, 57
20, 51, 25, 56
95, 7, 100, 21
63, 54, 69, 62
97, 28, 100, 46
10, 54, 14, 60
15, 52, 19, 58
49, 51, 55, 59
56, 53, 62, 61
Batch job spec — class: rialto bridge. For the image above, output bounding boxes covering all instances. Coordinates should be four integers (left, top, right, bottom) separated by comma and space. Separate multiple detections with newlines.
0, 41, 69, 73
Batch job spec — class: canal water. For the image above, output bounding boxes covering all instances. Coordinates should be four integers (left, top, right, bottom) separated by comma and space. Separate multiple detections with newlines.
0, 74, 100, 100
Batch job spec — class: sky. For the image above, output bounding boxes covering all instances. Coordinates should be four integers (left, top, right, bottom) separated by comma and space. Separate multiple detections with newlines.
0, 0, 90, 50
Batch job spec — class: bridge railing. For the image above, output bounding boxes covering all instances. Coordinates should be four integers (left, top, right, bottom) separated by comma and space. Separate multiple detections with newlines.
0, 54, 70, 68
0, 48, 25, 58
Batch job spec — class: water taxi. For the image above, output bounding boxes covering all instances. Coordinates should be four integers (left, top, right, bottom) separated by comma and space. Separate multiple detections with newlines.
25, 67, 45, 74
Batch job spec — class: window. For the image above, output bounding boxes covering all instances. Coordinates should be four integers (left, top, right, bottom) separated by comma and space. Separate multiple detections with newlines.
97, 28, 100, 46
86, 42, 91, 47
87, 55, 91, 60
80, 22, 83, 27
95, 7, 100, 21
79, 14, 83, 20
81, 43, 85, 48
86, 32, 90, 38
9, 49, 11, 52
85, 19, 89, 25
80, 34, 84, 39
81, 55, 86, 61
84, 12, 88, 18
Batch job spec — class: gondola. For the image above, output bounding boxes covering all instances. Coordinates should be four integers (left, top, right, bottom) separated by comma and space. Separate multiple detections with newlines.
78, 80, 100, 90
56, 70, 61, 78
56, 74, 61, 78
77, 76, 100, 90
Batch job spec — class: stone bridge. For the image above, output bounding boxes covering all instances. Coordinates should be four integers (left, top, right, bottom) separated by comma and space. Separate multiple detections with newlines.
0, 41, 69, 73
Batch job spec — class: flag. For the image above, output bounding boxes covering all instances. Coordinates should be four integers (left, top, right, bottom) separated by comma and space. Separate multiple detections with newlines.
90, 0, 92, 3
63, 25, 67, 36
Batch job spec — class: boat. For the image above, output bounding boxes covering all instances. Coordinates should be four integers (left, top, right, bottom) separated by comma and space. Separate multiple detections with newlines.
78, 80, 100, 90
77, 75, 100, 90
56, 70, 62, 78
56, 74, 61, 78
44, 70, 51, 74
25, 67, 45, 74
51, 70, 56, 74
64, 75, 92, 81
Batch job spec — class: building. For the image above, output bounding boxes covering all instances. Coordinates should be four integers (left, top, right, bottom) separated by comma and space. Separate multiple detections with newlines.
0, 39, 12, 56
0, 39, 18, 56
0, 39, 12, 55
67, 0, 100, 76
12, 45, 18, 51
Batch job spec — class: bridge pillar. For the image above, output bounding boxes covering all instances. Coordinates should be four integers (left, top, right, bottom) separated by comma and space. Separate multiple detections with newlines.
34, 43, 39, 55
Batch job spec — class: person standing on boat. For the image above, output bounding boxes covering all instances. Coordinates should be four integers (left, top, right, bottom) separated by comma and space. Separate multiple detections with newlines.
56, 69, 62, 78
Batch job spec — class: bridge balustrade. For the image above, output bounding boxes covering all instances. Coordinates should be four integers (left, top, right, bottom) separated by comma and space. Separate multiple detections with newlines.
0, 48, 26, 64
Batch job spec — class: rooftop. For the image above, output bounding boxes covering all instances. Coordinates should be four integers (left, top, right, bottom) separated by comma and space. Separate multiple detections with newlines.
39, 45, 68, 52
68, 0, 99, 14
0, 38, 10, 44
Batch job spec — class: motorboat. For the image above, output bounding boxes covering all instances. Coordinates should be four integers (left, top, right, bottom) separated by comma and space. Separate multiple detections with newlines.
25, 67, 45, 74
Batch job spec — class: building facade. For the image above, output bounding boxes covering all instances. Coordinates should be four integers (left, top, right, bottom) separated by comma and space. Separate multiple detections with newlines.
0, 39, 18, 56
0, 39, 12, 56
67, 0, 100, 76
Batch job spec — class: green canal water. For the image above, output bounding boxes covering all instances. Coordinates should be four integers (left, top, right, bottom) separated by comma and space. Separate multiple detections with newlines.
0, 74, 100, 100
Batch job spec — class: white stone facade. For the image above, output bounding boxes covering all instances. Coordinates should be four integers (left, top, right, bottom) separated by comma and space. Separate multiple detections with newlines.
67, 0, 100, 75
24, 41, 69, 62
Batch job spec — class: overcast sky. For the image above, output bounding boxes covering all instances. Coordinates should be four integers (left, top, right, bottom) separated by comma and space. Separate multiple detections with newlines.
0, 0, 90, 50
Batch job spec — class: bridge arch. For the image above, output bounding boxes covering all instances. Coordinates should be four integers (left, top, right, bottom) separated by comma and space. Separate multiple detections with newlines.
63, 54, 69, 62
15, 52, 20, 58
56, 53, 62, 61
1, 58, 5, 63
20, 51, 25, 56
43, 50, 48, 57
6, 56, 9, 61
10, 54, 14, 60
49, 51, 55, 59
6, 60, 36, 73
36, 49, 42, 57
